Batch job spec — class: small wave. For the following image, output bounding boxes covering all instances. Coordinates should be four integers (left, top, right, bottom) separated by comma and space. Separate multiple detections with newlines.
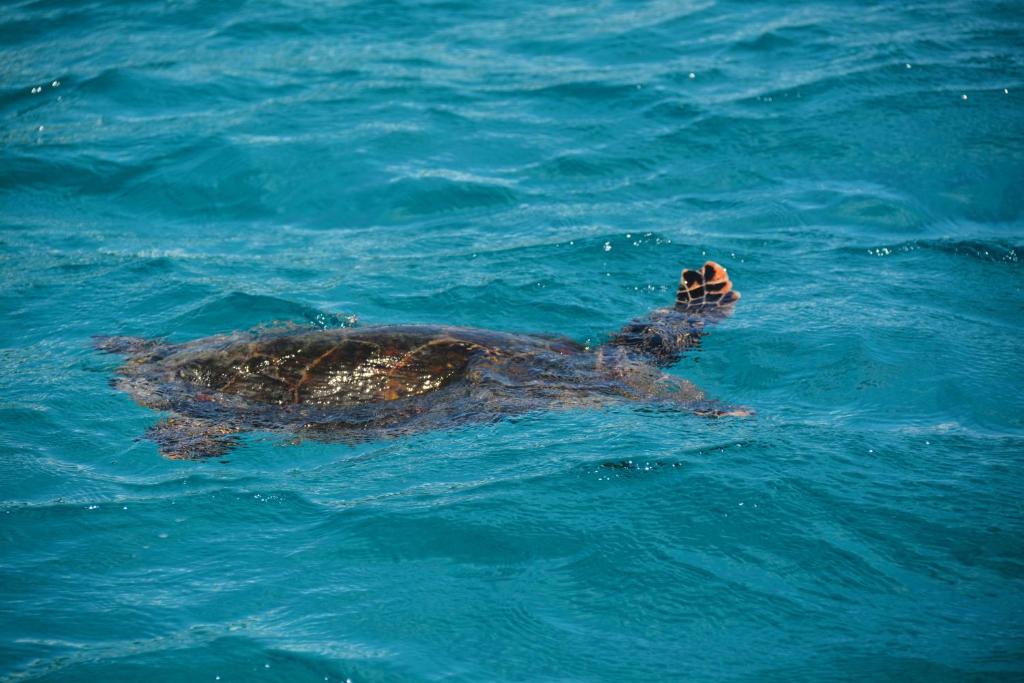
377, 175, 520, 217
166, 292, 356, 337
729, 21, 832, 54
213, 17, 318, 40
862, 239, 1020, 263
397, 168, 517, 189
516, 79, 645, 104
641, 98, 706, 123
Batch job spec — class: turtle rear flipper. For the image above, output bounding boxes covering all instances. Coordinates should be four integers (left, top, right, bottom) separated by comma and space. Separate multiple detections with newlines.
94, 335, 165, 356
145, 418, 241, 460
686, 400, 754, 418
675, 261, 740, 318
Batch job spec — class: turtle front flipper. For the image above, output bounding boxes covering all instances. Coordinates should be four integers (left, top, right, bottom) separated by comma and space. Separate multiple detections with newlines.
686, 400, 754, 418
642, 375, 752, 417
145, 417, 241, 460
607, 260, 741, 366
675, 261, 740, 317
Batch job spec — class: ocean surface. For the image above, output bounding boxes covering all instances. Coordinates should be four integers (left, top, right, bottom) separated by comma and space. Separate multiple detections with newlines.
2, 0, 1023, 680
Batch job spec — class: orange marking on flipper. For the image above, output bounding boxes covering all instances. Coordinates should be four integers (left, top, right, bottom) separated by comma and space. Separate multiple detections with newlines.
699, 263, 734, 297
675, 260, 740, 312
703, 262, 725, 282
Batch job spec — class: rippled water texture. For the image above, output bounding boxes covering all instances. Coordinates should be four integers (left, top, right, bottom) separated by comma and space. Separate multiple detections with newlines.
2, 0, 1023, 680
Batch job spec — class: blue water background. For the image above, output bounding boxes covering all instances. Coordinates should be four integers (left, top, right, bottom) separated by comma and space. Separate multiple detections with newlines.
2, 0, 1023, 680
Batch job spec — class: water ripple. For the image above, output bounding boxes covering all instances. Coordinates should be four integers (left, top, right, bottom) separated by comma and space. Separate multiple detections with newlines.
2, 0, 1023, 679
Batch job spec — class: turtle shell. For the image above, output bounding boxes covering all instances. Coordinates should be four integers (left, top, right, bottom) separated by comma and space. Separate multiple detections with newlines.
165, 326, 496, 407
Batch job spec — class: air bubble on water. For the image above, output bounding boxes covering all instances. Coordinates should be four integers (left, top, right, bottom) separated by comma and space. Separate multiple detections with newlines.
626, 233, 632, 239
31, 86, 42, 94
868, 449, 874, 453
1005, 89, 1009, 94
961, 94, 968, 100
86, 505, 98, 510
52, 80, 60, 87
689, 72, 696, 79
122, 506, 128, 510
905, 63, 912, 69
265, 663, 270, 668
38, 125, 44, 131
158, 532, 168, 539
603, 241, 612, 252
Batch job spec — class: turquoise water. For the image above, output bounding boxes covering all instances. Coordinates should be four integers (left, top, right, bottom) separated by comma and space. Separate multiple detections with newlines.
2, 0, 1023, 680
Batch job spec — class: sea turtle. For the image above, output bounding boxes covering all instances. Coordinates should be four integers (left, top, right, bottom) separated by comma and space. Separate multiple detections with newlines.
97, 261, 746, 459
